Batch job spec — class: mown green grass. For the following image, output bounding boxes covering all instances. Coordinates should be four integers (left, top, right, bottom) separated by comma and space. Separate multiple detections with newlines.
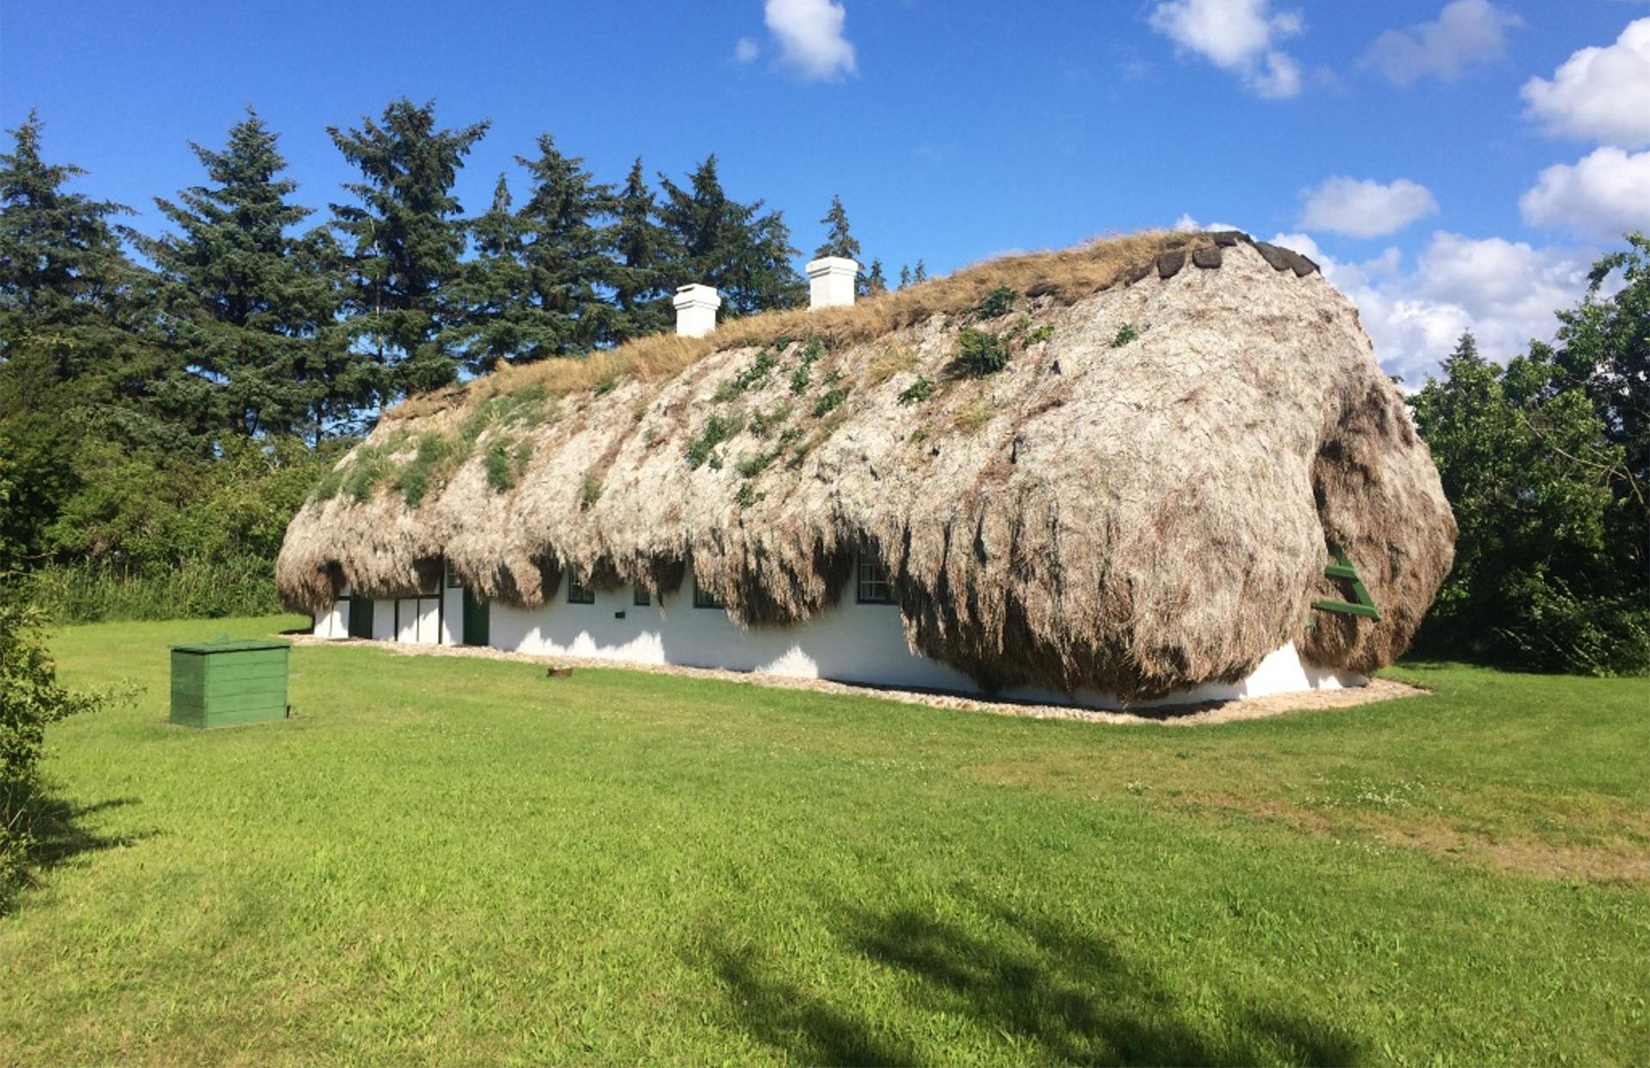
3, 616, 1647, 1066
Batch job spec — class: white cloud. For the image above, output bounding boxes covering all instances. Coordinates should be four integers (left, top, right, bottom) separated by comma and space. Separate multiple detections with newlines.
733, 37, 760, 63
1172, 212, 1246, 233
1269, 231, 1592, 383
1146, 0, 1305, 99
1297, 177, 1440, 238
1520, 146, 1650, 239
1521, 18, 1650, 148
764, 0, 856, 81
1359, 1, 1521, 86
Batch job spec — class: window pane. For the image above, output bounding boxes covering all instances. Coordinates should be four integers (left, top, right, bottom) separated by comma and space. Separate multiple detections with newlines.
568, 578, 595, 604
857, 556, 894, 604
633, 585, 651, 606
693, 577, 723, 609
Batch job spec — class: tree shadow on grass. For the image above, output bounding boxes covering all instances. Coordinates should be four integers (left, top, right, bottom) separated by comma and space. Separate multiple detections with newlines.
700, 893, 1360, 1066
2, 791, 143, 917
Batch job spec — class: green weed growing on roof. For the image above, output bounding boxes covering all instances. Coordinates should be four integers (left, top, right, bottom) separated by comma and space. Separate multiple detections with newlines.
975, 286, 1017, 319
898, 375, 934, 406
949, 327, 1011, 377
714, 350, 779, 402
686, 411, 746, 471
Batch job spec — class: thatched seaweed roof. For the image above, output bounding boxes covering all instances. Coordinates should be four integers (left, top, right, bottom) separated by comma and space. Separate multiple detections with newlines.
276, 230, 1456, 698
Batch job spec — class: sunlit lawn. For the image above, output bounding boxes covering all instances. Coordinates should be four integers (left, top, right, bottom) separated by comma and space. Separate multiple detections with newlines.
3, 615, 1646, 1065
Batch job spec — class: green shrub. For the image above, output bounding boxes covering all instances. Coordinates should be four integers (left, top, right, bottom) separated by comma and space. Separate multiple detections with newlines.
976, 286, 1016, 319
2, 592, 113, 911
398, 433, 452, 507
790, 338, 823, 395
1112, 323, 1138, 347
485, 438, 516, 492
685, 412, 746, 470
734, 483, 764, 508
311, 466, 345, 503
898, 376, 934, 406
580, 473, 602, 510
1027, 323, 1054, 344
949, 327, 1011, 377
812, 387, 848, 418
714, 350, 779, 402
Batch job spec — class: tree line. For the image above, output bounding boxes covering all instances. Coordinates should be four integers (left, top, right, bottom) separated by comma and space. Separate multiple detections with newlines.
0, 99, 915, 616
0, 100, 1642, 674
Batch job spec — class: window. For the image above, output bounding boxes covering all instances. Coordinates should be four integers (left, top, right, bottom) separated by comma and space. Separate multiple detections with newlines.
692, 576, 724, 609
856, 555, 895, 604
567, 577, 595, 604
446, 564, 462, 588
633, 584, 651, 606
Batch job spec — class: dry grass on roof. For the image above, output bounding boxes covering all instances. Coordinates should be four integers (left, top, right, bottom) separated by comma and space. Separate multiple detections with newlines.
388, 229, 1202, 422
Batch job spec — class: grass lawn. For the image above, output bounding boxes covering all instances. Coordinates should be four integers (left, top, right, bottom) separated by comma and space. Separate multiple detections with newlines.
3, 616, 1647, 1066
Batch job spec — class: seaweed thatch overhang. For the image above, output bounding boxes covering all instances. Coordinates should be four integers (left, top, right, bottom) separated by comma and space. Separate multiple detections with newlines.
276, 230, 1457, 698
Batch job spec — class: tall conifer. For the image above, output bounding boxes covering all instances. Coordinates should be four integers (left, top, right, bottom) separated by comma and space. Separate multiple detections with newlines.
139, 109, 357, 440
657, 155, 803, 316
328, 98, 488, 396
610, 158, 670, 342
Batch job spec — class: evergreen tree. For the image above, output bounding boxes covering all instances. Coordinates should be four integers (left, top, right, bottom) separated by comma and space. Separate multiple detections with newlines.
657, 155, 804, 316
328, 98, 489, 397
898, 264, 911, 289
447, 174, 531, 373
0, 112, 183, 451
511, 133, 616, 359
137, 109, 359, 441
0, 111, 136, 402
609, 158, 670, 342
813, 194, 860, 260
865, 258, 887, 295
913, 259, 928, 283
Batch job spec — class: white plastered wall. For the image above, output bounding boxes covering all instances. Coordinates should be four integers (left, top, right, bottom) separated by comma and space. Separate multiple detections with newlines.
313, 562, 1364, 709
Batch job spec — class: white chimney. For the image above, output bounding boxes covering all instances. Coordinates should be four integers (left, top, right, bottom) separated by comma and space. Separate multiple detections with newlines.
806, 256, 858, 310
673, 284, 721, 338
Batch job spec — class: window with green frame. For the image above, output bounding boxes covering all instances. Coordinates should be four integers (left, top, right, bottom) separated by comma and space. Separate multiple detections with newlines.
567, 577, 595, 604
634, 584, 651, 606
692, 576, 724, 609
856, 554, 895, 604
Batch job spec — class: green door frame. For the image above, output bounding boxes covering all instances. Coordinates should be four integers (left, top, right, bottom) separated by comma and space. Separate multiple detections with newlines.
347, 595, 374, 638
461, 587, 490, 647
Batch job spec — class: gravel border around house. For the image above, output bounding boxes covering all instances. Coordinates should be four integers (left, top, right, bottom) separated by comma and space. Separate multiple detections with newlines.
289, 635, 1425, 727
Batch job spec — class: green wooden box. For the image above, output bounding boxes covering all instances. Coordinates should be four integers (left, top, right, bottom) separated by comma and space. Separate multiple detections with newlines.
169, 639, 291, 728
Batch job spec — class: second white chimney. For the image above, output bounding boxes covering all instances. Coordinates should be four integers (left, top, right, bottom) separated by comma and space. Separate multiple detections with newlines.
806, 256, 858, 310
673, 283, 721, 338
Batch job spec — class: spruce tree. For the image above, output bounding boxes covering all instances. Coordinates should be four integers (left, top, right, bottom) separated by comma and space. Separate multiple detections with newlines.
813, 194, 860, 260
913, 259, 928, 283
898, 264, 911, 289
511, 133, 616, 359
610, 158, 670, 342
657, 155, 804, 316
0, 112, 181, 450
138, 109, 358, 440
865, 258, 887, 295
0, 111, 134, 391
328, 98, 489, 397
447, 174, 531, 373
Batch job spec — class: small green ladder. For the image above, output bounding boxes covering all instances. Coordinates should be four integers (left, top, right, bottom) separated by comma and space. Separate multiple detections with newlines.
1307, 547, 1380, 625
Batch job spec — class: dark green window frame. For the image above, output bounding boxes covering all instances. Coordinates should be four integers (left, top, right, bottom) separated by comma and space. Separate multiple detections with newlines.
692, 577, 724, 609
567, 578, 595, 605
856, 555, 895, 605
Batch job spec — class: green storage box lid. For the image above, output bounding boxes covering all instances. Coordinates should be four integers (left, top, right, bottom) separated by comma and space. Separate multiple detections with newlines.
171, 638, 292, 655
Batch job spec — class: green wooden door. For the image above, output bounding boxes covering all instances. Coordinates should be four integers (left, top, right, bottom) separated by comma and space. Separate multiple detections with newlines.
461, 588, 489, 646
347, 595, 373, 638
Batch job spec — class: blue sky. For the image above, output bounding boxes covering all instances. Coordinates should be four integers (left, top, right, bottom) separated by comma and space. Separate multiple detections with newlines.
4, 0, 1648, 380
